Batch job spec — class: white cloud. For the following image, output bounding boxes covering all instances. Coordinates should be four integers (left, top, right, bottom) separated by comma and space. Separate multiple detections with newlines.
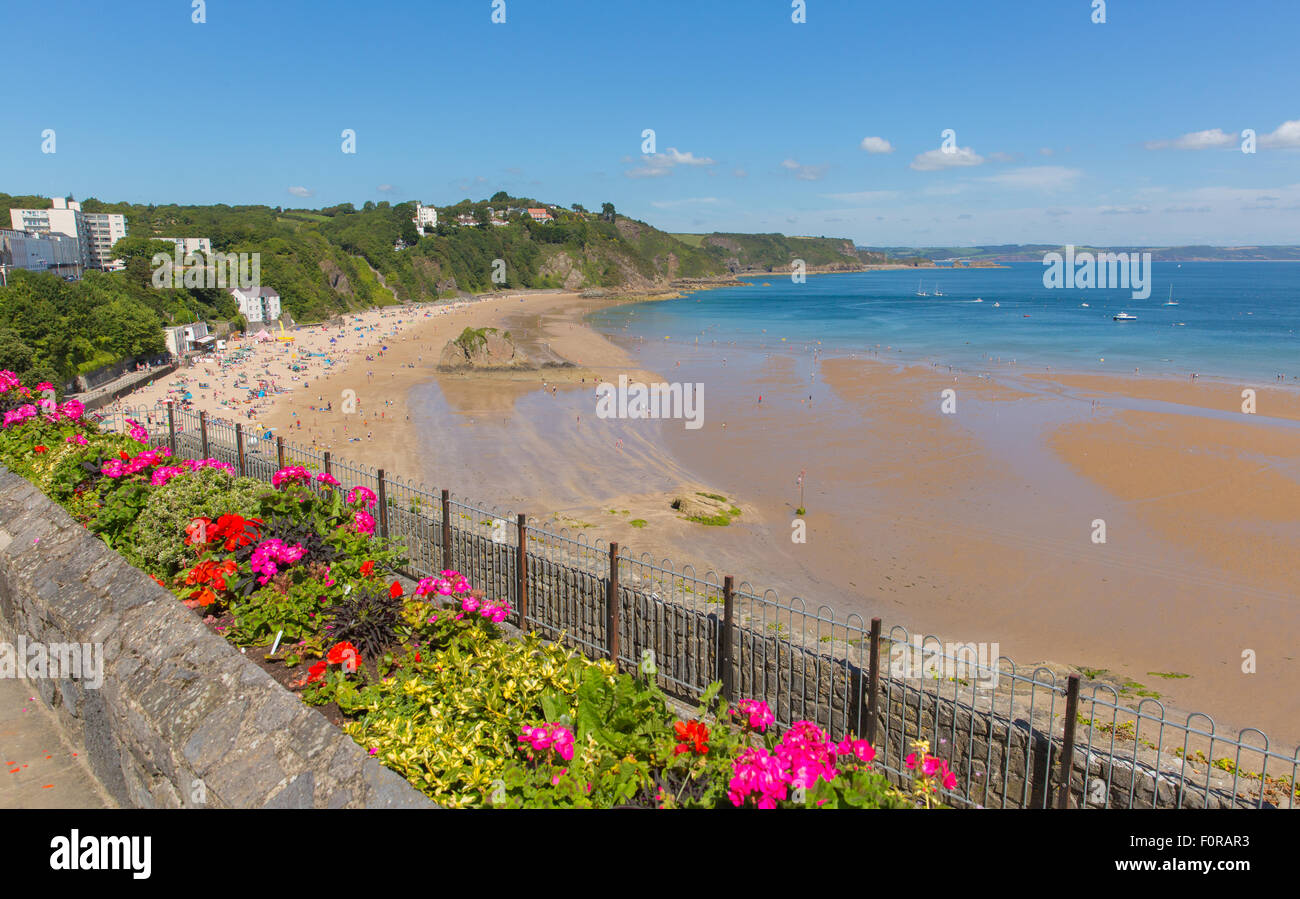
859, 136, 894, 154
1259, 119, 1300, 149
910, 147, 984, 171
986, 151, 1020, 163
1144, 128, 1237, 150
377, 184, 395, 193
981, 166, 1083, 191
287, 186, 314, 198
625, 147, 716, 178
781, 158, 829, 181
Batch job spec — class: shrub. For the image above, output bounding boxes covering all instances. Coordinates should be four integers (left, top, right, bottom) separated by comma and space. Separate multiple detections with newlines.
324, 579, 408, 658
229, 574, 335, 652
128, 467, 269, 575
341, 628, 593, 807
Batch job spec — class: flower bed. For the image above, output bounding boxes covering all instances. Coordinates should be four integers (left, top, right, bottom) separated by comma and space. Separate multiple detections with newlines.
0, 371, 955, 809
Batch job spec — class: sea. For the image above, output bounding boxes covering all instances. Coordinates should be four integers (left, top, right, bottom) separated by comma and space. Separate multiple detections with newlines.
588, 262, 1300, 383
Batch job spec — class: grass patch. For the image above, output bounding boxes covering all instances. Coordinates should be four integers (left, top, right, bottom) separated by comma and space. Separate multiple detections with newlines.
1119, 680, 1161, 699
1148, 671, 1191, 679
629, 519, 646, 529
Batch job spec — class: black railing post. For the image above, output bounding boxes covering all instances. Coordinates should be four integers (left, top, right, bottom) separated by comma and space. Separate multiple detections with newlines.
167, 403, 177, 456
516, 514, 528, 630
376, 469, 389, 538
1057, 674, 1082, 809
607, 542, 620, 665
323, 451, 332, 475
276, 435, 286, 469
721, 575, 735, 702
235, 424, 246, 476
199, 411, 209, 459
865, 617, 882, 747
441, 489, 452, 570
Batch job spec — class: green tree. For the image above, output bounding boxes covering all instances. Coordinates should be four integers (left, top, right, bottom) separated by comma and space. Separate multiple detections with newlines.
0, 328, 35, 375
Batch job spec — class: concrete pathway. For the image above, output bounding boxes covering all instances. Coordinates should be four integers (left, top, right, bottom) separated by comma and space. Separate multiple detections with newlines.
0, 676, 115, 808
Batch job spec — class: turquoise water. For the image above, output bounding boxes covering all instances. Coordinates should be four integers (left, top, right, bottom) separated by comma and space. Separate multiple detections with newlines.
589, 263, 1300, 382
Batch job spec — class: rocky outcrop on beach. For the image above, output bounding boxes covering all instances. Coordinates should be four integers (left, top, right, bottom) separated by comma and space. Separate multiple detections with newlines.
437, 329, 530, 371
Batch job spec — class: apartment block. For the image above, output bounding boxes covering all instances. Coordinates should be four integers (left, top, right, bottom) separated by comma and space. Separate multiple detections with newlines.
0, 228, 85, 279
413, 202, 438, 235
230, 286, 282, 324
157, 236, 213, 256
7, 198, 129, 270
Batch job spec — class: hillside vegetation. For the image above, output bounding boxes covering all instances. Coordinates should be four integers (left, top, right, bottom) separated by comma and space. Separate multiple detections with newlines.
0, 191, 884, 384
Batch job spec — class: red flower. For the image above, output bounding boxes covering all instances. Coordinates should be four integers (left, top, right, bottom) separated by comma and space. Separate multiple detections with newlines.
119, 450, 131, 461
211, 514, 261, 551
183, 558, 239, 607
414, 652, 421, 663
33, 445, 47, 454
326, 641, 360, 668
389, 581, 402, 599
360, 560, 375, 577
149, 574, 167, 587
673, 720, 710, 756
185, 517, 212, 546
306, 660, 328, 684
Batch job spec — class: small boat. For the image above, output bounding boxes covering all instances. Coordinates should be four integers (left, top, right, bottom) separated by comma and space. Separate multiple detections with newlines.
1080, 303, 1089, 307
1164, 285, 1179, 306
933, 285, 944, 296
972, 298, 983, 303
1113, 312, 1138, 321
992, 302, 1000, 307
915, 279, 928, 297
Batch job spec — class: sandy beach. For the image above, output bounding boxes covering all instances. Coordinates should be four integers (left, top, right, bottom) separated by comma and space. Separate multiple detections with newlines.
114, 286, 1300, 746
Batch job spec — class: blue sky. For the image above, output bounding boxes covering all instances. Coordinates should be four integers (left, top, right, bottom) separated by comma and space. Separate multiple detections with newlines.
5, 0, 1298, 245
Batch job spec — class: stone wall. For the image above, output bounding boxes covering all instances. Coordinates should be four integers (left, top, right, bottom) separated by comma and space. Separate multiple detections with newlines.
0, 466, 434, 809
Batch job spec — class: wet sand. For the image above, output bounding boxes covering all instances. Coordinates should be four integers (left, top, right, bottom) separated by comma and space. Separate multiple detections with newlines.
119, 288, 1300, 745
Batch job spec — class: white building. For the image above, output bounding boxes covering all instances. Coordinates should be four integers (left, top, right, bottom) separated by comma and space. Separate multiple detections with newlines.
7, 198, 128, 270
230, 286, 282, 324
157, 237, 212, 257
0, 228, 84, 278
163, 321, 212, 357
413, 202, 438, 236
83, 211, 129, 269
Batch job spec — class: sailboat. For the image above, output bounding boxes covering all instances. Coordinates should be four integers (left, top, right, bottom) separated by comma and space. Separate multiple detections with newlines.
933, 283, 944, 296
1164, 285, 1179, 306
915, 279, 928, 297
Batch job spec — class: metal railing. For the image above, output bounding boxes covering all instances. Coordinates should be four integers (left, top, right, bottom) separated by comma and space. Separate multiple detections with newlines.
97, 403, 1300, 809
